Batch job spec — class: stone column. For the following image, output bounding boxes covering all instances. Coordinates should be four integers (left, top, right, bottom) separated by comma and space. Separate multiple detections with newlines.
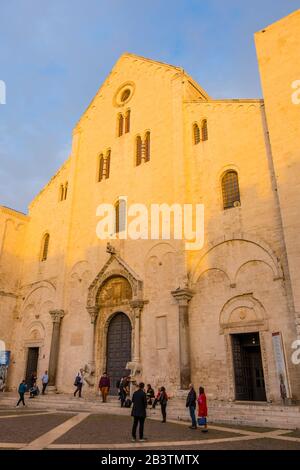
172, 288, 194, 390
86, 306, 99, 379
48, 310, 65, 387
130, 300, 146, 363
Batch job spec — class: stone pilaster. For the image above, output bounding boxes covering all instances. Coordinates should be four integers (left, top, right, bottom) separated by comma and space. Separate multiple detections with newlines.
48, 309, 65, 387
172, 288, 194, 390
86, 306, 100, 383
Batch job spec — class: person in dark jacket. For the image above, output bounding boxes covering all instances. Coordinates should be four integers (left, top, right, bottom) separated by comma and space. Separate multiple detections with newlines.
159, 386, 168, 423
131, 382, 147, 442
146, 384, 155, 407
16, 380, 27, 407
119, 376, 130, 407
99, 372, 110, 403
186, 383, 197, 429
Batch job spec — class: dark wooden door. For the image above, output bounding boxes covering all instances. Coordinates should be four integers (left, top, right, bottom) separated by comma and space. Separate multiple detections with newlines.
25, 347, 39, 389
232, 333, 266, 402
106, 313, 131, 395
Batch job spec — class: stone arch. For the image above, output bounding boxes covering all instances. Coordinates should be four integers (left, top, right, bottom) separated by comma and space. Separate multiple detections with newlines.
219, 294, 267, 335
87, 254, 143, 309
190, 234, 283, 286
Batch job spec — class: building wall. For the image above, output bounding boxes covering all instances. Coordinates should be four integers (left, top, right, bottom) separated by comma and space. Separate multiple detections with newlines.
1, 10, 300, 402
255, 10, 300, 325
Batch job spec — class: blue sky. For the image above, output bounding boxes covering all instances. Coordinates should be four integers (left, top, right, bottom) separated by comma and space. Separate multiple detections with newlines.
0, 0, 299, 212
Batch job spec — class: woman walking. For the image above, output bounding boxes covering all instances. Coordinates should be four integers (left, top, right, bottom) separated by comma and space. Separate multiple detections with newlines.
159, 386, 168, 423
197, 386, 208, 432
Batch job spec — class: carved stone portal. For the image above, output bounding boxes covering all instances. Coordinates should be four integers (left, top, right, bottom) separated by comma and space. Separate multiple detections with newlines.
96, 276, 132, 307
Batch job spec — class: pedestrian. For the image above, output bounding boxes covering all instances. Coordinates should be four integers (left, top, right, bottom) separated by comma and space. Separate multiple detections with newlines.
73, 369, 84, 398
119, 376, 129, 407
30, 371, 37, 388
41, 370, 49, 395
152, 388, 161, 409
158, 386, 168, 423
16, 380, 27, 407
146, 384, 155, 407
99, 371, 110, 403
131, 382, 147, 442
186, 383, 197, 429
29, 383, 40, 398
197, 386, 208, 432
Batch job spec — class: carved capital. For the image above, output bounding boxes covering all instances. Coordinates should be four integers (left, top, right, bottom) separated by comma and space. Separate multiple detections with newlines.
130, 299, 147, 317
86, 306, 99, 324
171, 288, 194, 306
49, 309, 65, 324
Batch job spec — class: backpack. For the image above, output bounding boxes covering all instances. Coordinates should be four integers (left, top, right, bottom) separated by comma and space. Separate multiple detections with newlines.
74, 376, 81, 386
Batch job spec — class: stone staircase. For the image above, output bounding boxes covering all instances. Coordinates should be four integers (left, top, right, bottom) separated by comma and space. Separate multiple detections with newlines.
1, 392, 300, 430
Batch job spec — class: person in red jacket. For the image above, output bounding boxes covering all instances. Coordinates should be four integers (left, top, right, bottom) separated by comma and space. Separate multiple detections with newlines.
197, 386, 208, 432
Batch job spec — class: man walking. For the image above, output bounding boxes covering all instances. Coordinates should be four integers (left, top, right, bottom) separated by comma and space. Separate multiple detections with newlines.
41, 370, 49, 395
186, 383, 197, 429
131, 382, 147, 442
99, 371, 110, 403
74, 369, 84, 398
16, 380, 27, 407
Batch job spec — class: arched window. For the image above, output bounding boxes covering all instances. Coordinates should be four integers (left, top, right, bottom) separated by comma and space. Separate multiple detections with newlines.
64, 182, 68, 200
222, 170, 241, 210
125, 110, 130, 133
41, 233, 50, 261
144, 132, 150, 162
136, 136, 142, 166
118, 114, 124, 137
115, 198, 126, 233
202, 120, 208, 141
193, 123, 200, 145
105, 150, 111, 179
98, 154, 104, 182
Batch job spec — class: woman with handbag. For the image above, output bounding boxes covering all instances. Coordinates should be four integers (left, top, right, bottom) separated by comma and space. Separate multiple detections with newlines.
197, 386, 208, 432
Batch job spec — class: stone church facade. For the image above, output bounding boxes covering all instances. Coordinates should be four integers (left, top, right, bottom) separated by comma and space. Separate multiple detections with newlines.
1, 10, 300, 403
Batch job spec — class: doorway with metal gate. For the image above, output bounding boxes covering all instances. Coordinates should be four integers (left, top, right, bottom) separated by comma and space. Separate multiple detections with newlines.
106, 312, 132, 395
232, 332, 267, 401
25, 347, 39, 388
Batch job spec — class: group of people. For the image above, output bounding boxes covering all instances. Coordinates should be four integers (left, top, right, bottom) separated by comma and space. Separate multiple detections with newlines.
130, 382, 208, 441
16, 370, 49, 407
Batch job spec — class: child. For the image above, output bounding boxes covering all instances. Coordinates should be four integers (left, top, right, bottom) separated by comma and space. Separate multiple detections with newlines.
197, 386, 208, 432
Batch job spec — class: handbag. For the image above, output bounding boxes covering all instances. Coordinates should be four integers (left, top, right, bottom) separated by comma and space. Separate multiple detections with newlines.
197, 417, 207, 426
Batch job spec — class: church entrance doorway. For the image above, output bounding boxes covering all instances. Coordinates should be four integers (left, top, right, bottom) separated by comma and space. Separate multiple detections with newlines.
25, 347, 39, 389
232, 333, 266, 402
106, 313, 132, 395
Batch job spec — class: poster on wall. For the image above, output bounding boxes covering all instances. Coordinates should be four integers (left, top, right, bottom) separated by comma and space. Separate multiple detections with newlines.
272, 332, 291, 399
0, 350, 11, 392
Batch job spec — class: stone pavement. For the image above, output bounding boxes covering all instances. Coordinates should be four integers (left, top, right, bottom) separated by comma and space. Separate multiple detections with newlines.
0, 408, 300, 450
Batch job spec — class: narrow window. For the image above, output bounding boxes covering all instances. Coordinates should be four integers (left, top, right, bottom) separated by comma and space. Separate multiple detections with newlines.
193, 123, 200, 145
98, 154, 104, 182
118, 114, 124, 137
115, 198, 126, 233
41, 234, 50, 261
145, 131, 150, 162
105, 150, 111, 179
222, 170, 241, 210
136, 136, 142, 166
202, 120, 208, 141
64, 182, 68, 200
125, 110, 131, 133
59, 184, 64, 201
